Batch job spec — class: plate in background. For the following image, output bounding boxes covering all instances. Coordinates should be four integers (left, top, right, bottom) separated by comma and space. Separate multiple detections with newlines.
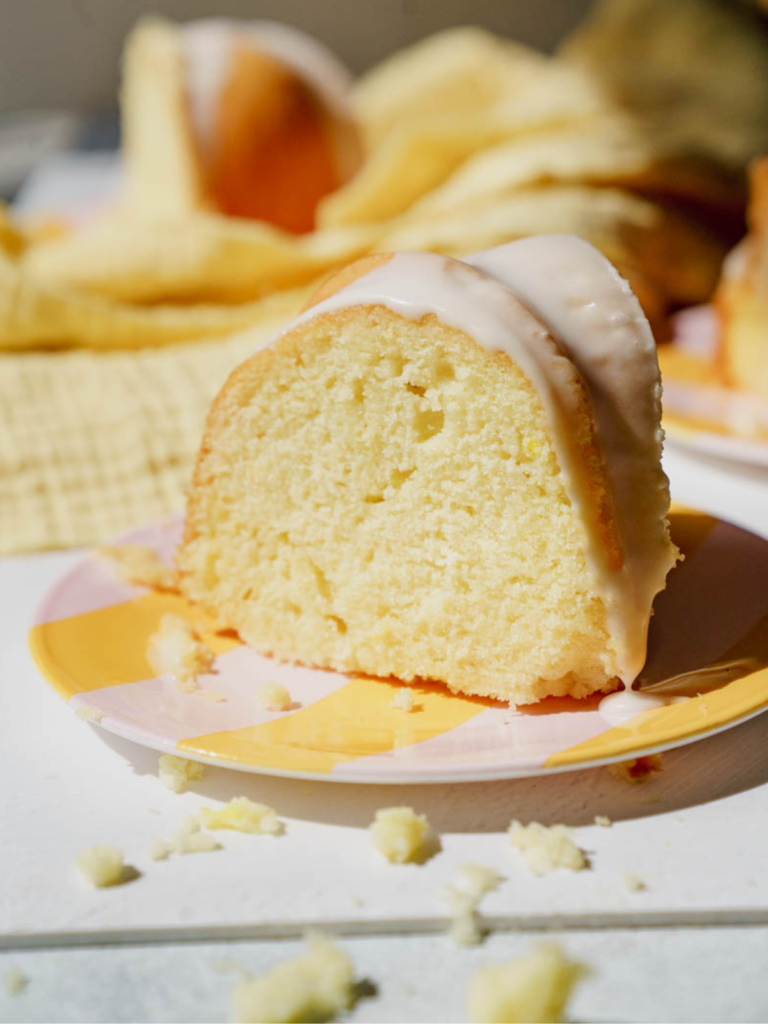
661, 306, 768, 468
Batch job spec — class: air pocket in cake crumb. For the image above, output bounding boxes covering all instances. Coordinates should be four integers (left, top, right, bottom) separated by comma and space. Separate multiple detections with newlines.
413, 407, 445, 441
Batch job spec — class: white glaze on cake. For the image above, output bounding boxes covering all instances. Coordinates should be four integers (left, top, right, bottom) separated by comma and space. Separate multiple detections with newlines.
469, 236, 678, 687
270, 237, 677, 687
181, 19, 354, 150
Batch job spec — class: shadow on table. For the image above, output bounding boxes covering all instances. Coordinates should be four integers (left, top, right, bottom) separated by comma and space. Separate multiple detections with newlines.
96, 511, 768, 834
636, 512, 768, 696
97, 709, 768, 834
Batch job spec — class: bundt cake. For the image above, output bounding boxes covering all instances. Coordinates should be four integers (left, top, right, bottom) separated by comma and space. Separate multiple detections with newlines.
716, 157, 768, 401
122, 17, 362, 232
177, 235, 678, 705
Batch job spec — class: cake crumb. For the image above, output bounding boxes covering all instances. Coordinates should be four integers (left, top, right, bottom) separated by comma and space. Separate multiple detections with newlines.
256, 681, 292, 711
199, 796, 282, 835
370, 806, 434, 864
198, 691, 227, 703
146, 614, 214, 691
391, 688, 415, 712
158, 753, 205, 794
594, 815, 612, 828
466, 942, 586, 1024
99, 544, 179, 591
624, 871, 646, 892
150, 814, 221, 860
213, 958, 248, 978
608, 754, 663, 783
508, 821, 587, 875
4, 969, 28, 997
75, 705, 103, 723
232, 932, 356, 1024
75, 845, 128, 887
442, 863, 504, 947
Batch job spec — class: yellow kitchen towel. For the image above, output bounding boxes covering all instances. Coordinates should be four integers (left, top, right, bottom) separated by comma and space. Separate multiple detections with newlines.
0, 307, 298, 554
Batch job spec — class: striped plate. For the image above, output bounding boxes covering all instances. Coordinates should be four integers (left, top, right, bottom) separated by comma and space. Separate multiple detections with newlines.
29, 509, 768, 783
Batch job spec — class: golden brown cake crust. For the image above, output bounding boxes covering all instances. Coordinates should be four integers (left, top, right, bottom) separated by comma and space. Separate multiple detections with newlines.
201, 47, 343, 231
301, 254, 395, 311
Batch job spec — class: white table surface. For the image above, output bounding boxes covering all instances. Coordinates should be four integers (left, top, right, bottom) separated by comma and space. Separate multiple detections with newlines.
2, 443, 768, 1023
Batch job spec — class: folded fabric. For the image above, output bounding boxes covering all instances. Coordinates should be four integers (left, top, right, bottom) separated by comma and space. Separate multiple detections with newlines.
0, 308, 297, 553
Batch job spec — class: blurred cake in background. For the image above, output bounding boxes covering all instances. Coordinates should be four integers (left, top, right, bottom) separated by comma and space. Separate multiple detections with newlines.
560, 0, 768, 192
121, 17, 363, 232
716, 157, 768, 401
658, 156, 768, 449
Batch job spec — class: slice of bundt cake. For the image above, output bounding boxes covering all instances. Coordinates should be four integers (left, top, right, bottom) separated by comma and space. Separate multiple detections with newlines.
177, 236, 678, 705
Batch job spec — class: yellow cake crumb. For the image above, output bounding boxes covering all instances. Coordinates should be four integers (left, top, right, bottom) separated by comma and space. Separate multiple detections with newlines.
442, 863, 505, 947
369, 806, 432, 864
466, 942, 586, 1024
390, 688, 415, 712
256, 682, 292, 711
150, 814, 221, 861
198, 691, 227, 703
594, 815, 612, 828
75, 705, 104, 722
158, 753, 205, 794
624, 871, 647, 892
3, 969, 28, 997
213, 958, 248, 978
508, 821, 586, 875
608, 754, 664, 784
99, 544, 179, 591
199, 796, 282, 835
75, 845, 127, 887
146, 614, 214, 691
232, 932, 355, 1024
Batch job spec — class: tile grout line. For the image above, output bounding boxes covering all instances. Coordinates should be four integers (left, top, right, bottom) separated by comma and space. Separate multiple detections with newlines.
5, 910, 768, 951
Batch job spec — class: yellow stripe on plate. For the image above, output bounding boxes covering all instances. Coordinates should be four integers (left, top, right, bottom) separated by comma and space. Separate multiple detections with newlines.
177, 678, 489, 774
29, 593, 239, 699
545, 666, 768, 768
667, 507, 718, 552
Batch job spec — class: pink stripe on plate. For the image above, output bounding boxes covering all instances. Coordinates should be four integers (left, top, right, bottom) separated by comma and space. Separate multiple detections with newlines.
68, 645, 351, 747
333, 702, 608, 779
33, 516, 185, 625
